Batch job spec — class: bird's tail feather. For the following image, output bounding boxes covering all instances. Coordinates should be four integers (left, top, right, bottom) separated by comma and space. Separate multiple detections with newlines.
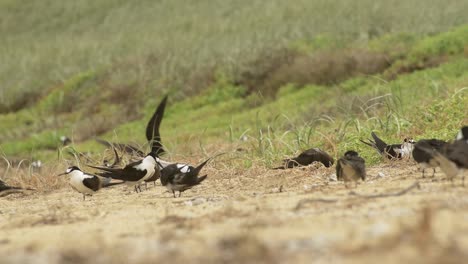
197, 175, 207, 184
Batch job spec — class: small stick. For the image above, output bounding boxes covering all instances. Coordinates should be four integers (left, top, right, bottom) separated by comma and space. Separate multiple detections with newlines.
349, 182, 421, 199
295, 198, 338, 210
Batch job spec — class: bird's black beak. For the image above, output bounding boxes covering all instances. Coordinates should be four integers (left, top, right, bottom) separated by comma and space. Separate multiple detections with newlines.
57, 172, 68, 176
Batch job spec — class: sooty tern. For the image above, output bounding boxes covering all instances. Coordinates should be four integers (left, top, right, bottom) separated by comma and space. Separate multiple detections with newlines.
58, 166, 122, 200
88, 152, 158, 193
336, 150, 366, 188
273, 148, 334, 169
159, 157, 213, 198
412, 139, 447, 178
360, 132, 415, 160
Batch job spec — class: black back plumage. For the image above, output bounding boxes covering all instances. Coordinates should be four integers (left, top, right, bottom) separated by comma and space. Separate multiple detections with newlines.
160, 159, 210, 193
82, 177, 101, 192
274, 148, 334, 169
88, 159, 148, 182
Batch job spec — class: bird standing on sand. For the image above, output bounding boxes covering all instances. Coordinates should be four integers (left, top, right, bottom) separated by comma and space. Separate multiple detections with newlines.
273, 148, 334, 169
412, 139, 447, 178
336, 150, 366, 188
159, 158, 210, 198
360, 132, 415, 160
58, 166, 122, 200
88, 152, 158, 193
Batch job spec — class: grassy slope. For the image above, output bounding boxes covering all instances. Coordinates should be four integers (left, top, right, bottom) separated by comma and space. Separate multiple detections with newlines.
0, 1, 467, 168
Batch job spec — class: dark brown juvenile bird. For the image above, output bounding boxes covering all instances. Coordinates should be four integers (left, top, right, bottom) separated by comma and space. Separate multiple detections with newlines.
273, 148, 334, 169
336, 150, 366, 188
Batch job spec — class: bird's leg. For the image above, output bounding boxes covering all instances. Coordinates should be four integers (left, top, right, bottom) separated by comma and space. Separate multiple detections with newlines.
134, 186, 139, 193
153, 181, 156, 187
172, 190, 176, 198
432, 168, 436, 177
83, 194, 86, 201
138, 185, 142, 192
178, 191, 182, 198
145, 182, 148, 190
422, 169, 425, 178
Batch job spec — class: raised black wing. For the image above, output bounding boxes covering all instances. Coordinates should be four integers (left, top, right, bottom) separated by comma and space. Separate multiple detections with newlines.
146, 95, 168, 156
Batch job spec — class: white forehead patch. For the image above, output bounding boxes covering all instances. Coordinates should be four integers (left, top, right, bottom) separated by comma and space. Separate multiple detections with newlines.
66, 168, 72, 173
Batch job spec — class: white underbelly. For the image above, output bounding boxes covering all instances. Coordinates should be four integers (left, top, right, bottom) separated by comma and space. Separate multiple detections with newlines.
69, 177, 95, 195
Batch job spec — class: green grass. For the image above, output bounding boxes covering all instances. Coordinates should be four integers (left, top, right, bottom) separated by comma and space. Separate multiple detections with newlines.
1, 0, 468, 111
0, 1, 467, 168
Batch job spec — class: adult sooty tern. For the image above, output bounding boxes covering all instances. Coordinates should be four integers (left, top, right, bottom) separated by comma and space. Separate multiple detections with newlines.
58, 166, 122, 200
88, 152, 158, 193
360, 132, 415, 160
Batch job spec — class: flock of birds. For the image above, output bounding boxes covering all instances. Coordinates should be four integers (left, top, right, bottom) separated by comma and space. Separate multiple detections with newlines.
0, 94, 467, 200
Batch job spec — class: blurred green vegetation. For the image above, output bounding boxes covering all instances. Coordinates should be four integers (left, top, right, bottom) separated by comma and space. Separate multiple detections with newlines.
0, 1, 467, 168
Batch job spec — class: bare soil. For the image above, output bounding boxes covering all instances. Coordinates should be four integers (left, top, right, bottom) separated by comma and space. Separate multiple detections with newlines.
1, 161, 467, 264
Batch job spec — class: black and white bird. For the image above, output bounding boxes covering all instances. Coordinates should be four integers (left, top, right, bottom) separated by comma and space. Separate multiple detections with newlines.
273, 148, 334, 169
159, 158, 210, 198
58, 166, 122, 200
412, 139, 448, 178
93, 95, 169, 190
88, 152, 158, 193
336, 150, 366, 188
360, 132, 415, 160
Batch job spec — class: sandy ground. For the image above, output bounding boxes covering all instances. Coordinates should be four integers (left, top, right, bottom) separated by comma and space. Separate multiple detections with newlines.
1, 160, 468, 264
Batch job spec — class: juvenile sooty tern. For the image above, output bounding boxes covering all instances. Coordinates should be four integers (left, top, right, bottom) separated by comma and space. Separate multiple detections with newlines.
360, 132, 415, 160
412, 139, 447, 178
159, 158, 211, 198
336, 150, 366, 188
58, 166, 122, 200
417, 127, 468, 185
273, 148, 334, 169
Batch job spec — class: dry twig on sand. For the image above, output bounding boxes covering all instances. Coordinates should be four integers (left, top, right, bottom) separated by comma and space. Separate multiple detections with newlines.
348, 182, 421, 199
